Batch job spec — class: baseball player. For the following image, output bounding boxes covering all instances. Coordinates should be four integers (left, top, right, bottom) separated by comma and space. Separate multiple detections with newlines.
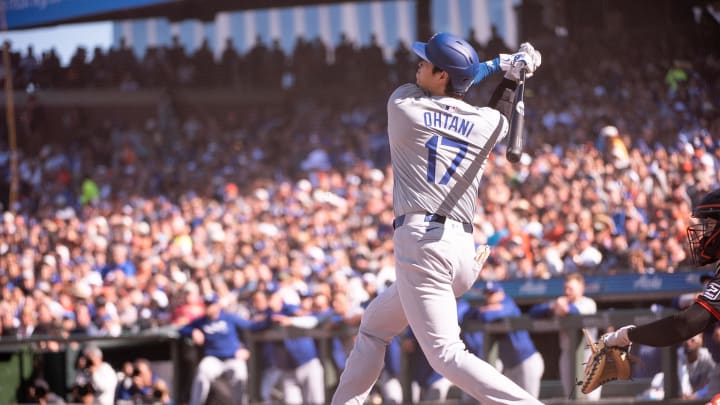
265, 290, 326, 405
330, 32, 542, 405
529, 273, 600, 400
465, 282, 545, 398
179, 293, 269, 405
402, 327, 454, 402
603, 187, 720, 396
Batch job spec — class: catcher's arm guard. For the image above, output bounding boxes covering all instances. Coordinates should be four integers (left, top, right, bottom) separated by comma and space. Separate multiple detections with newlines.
579, 328, 632, 395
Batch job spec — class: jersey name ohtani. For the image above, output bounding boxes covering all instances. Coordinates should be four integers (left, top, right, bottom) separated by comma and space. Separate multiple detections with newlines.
423, 111, 475, 138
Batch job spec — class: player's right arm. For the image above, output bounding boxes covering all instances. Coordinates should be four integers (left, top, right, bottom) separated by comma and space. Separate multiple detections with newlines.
487, 78, 518, 122
528, 301, 554, 318
606, 275, 720, 347
178, 317, 202, 337
606, 301, 716, 347
230, 312, 271, 331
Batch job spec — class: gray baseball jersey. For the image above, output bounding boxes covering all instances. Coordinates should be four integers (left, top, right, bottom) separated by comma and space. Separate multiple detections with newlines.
387, 83, 508, 223
332, 82, 542, 405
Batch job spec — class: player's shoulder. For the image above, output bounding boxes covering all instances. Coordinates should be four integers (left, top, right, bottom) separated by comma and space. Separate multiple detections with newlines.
389, 83, 425, 102
456, 101, 507, 129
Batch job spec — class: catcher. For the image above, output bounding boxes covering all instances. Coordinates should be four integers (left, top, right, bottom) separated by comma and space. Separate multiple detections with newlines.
581, 188, 720, 396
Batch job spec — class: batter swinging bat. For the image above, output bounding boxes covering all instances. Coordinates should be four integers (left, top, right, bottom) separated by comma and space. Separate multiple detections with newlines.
506, 68, 526, 163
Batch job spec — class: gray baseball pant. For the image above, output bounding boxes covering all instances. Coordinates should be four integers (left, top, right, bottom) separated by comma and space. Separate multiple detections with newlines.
189, 356, 247, 405
503, 352, 545, 398
282, 357, 325, 405
331, 223, 542, 404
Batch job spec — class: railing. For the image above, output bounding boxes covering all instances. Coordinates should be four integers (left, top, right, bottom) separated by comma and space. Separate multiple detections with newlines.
466, 308, 681, 401
0, 308, 691, 404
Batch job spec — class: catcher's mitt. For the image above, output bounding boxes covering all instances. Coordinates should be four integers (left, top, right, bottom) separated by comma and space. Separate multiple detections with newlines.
579, 328, 632, 394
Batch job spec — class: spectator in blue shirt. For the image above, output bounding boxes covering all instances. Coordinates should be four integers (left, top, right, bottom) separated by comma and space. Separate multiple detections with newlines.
265, 290, 326, 405
179, 293, 268, 405
464, 282, 545, 398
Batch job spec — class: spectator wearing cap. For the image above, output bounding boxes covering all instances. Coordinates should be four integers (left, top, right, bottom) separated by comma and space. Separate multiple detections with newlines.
261, 290, 326, 405
462, 282, 545, 397
179, 293, 268, 405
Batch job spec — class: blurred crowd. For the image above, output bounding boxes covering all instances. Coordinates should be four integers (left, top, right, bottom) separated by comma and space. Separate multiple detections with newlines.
2, 24, 521, 92
0, 21, 719, 404
3, 33, 407, 92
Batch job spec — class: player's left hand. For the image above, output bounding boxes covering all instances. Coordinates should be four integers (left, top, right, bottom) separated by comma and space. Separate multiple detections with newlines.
602, 325, 635, 347
500, 43, 542, 81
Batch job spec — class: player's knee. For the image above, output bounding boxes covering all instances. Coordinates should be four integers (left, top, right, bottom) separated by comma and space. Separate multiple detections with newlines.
358, 328, 393, 347
425, 341, 466, 373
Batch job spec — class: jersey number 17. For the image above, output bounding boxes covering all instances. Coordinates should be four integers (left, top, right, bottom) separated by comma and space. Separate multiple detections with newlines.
425, 134, 468, 185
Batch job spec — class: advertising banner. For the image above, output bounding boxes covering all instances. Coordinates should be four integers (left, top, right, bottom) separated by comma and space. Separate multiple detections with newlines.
3, 0, 176, 30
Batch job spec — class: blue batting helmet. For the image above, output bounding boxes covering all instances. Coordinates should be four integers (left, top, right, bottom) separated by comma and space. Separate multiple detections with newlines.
413, 32, 481, 95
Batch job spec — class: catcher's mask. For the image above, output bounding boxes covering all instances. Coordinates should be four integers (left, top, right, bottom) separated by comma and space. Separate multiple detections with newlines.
687, 188, 720, 266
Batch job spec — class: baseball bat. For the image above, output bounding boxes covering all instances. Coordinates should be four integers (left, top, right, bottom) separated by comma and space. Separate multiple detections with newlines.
506, 68, 526, 163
